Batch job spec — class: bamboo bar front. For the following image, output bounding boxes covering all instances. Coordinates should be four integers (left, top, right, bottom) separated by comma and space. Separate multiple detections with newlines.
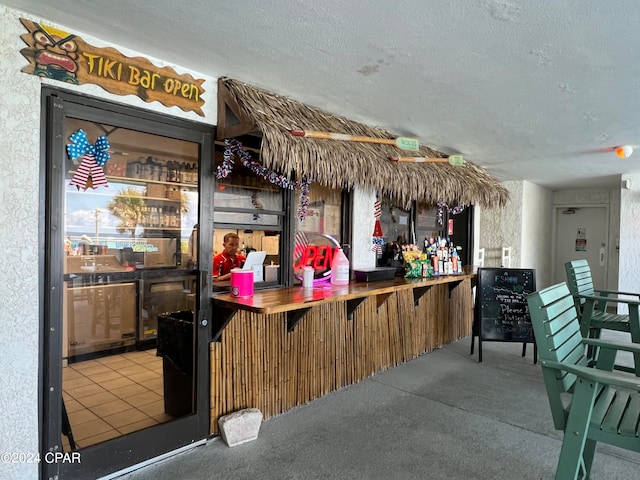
210, 275, 475, 434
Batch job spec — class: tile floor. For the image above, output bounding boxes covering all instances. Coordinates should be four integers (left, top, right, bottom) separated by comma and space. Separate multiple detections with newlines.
62, 349, 173, 450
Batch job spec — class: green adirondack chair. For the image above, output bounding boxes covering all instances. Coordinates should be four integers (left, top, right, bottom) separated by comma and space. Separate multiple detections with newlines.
527, 282, 640, 480
565, 259, 640, 374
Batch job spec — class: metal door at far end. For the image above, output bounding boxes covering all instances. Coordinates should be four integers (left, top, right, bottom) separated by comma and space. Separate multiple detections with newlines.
553, 206, 608, 289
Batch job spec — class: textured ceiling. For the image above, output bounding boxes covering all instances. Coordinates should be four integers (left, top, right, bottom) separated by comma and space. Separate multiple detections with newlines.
5, 0, 640, 190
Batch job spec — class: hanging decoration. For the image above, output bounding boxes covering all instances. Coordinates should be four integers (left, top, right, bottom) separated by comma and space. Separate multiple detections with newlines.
67, 129, 110, 190
371, 193, 384, 254
217, 138, 311, 221
436, 201, 465, 226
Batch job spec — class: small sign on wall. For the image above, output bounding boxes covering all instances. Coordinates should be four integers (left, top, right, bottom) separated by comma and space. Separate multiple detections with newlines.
576, 227, 587, 251
501, 247, 511, 268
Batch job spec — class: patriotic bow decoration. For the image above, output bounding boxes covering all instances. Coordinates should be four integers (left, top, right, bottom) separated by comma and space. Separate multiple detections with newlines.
67, 129, 110, 166
67, 129, 110, 190
371, 194, 384, 254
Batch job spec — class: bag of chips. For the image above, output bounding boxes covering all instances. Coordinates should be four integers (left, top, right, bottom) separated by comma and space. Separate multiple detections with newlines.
402, 246, 433, 278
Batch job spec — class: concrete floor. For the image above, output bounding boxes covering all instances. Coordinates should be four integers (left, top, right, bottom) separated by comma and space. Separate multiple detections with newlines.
117, 336, 640, 480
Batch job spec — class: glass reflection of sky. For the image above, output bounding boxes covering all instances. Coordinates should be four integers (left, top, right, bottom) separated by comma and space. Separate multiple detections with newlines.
64, 181, 198, 240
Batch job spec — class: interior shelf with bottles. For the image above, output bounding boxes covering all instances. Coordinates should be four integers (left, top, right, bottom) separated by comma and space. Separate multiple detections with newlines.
106, 153, 197, 184
83, 151, 198, 235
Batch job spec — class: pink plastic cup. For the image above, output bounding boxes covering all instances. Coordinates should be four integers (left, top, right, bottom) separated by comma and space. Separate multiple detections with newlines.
230, 269, 254, 297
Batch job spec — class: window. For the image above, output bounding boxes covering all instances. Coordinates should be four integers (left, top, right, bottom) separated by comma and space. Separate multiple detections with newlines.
213, 143, 351, 288
376, 200, 412, 267
292, 183, 345, 284
415, 203, 442, 247
213, 145, 287, 287
293, 184, 342, 241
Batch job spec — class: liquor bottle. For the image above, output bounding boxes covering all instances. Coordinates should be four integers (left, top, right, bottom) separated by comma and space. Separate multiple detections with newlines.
432, 255, 439, 275
162, 206, 169, 228
141, 206, 148, 227
151, 207, 159, 228
452, 249, 459, 273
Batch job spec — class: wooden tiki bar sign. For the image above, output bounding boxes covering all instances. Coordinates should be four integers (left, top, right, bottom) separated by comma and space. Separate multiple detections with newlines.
19, 18, 206, 116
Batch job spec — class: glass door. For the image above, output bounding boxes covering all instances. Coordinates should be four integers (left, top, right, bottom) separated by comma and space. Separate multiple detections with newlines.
42, 88, 213, 480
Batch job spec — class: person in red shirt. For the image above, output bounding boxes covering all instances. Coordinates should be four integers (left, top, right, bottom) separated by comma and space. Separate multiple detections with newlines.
213, 233, 246, 282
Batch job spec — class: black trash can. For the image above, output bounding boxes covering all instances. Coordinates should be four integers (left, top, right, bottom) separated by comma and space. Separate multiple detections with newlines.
156, 311, 194, 417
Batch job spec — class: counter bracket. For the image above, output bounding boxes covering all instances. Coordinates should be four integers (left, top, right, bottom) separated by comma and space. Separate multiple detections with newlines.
413, 286, 432, 306
287, 308, 312, 332
212, 306, 237, 342
376, 292, 394, 311
346, 297, 367, 321
448, 280, 463, 298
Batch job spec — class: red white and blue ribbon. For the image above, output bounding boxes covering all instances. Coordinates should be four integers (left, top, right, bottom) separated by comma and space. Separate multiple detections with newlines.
67, 129, 110, 166
371, 193, 384, 253
67, 129, 110, 190
217, 138, 312, 221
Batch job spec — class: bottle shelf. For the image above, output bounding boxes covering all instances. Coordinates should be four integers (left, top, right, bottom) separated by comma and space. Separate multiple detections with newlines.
107, 175, 197, 189
140, 226, 182, 231
216, 182, 280, 192
66, 190, 182, 203
144, 195, 181, 202
65, 170, 197, 190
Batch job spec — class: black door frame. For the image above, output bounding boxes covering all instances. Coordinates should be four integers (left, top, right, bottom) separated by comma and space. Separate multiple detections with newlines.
40, 87, 214, 480
448, 205, 475, 267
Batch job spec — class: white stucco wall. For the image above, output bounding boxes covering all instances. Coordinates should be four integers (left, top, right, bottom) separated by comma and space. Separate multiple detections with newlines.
478, 180, 554, 288
479, 180, 524, 268
610, 187, 621, 291
0, 8, 41, 479
618, 173, 640, 303
521, 181, 554, 288
0, 6, 216, 479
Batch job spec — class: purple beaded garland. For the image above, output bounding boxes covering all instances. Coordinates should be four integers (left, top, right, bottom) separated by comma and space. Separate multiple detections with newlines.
217, 138, 311, 221
436, 201, 465, 226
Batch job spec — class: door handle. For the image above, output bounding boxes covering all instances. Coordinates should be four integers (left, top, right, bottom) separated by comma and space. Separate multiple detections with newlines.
200, 270, 209, 287
599, 245, 606, 267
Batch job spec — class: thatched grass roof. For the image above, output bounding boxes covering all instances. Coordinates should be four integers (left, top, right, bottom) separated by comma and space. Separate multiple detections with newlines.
218, 77, 508, 208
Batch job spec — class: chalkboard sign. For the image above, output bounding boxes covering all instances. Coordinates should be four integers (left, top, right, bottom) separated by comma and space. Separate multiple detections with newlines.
470, 268, 537, 362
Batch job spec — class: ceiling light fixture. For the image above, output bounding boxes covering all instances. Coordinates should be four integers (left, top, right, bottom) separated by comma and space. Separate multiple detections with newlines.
615, 145, 633, 158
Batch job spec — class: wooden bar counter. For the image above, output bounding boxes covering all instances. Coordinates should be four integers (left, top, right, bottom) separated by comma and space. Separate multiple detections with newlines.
209, 273, 476, 434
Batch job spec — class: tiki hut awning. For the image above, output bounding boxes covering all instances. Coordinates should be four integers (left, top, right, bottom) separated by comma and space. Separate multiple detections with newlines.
217, 77, 508, 208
